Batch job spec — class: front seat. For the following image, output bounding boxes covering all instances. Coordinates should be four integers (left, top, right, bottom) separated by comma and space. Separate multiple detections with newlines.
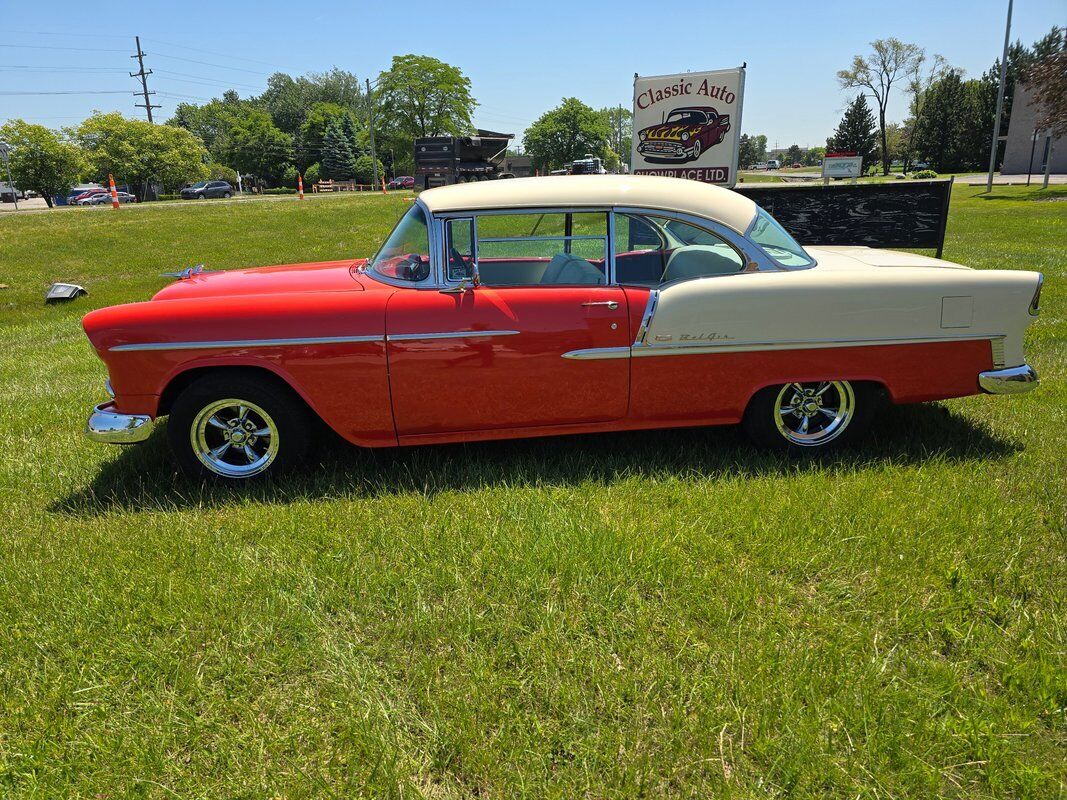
540, 252, 605, 285
662, 245, 742, 283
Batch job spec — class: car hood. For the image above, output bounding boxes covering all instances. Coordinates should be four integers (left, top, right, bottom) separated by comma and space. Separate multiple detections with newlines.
641, 123, 704, 141
152, 258, 368, 301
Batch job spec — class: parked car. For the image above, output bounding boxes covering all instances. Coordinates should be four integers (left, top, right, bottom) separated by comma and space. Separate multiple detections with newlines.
83, 191, 136, 205
636, 106, 730, 163
180, 181, 234, 200
83, 175, 1042, 481
1, 182, 25, 202
70, 188, 109, 205
767, 160, 781, 170
387, 176, 415, 190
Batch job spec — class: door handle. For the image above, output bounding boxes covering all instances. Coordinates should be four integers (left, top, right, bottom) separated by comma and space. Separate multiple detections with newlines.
581, 301, 618, 310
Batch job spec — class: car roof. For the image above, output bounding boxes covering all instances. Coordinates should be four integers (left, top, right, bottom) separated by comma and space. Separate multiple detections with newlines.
667, 106, 717, 114
418, 175, 757, 233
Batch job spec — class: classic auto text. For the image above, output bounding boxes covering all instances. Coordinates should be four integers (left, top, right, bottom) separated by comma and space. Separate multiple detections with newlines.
635, 78, 737, 110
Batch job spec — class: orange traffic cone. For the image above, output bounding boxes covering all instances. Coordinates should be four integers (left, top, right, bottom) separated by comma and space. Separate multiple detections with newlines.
298, 173, 304, 200
108, 174, 119, 209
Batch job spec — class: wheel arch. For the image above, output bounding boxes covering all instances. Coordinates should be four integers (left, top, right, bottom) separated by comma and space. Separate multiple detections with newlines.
743, 377, 892, 413
158, 363, 317, 419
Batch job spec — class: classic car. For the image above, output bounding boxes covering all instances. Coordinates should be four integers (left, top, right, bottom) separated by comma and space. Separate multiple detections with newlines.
637, 107, 731, 163
83, 175, 1042, 481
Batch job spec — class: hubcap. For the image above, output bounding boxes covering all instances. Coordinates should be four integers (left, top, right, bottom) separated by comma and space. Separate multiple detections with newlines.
773, 381, 854, 446
191, 399, 279, 478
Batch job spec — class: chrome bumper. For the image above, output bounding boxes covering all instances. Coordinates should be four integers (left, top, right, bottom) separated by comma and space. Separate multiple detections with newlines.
86, 401, 154, 444
978, 364, 1039, 394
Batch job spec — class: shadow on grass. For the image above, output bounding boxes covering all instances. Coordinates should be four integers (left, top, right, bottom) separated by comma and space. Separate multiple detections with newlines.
51, 403, 1020, 517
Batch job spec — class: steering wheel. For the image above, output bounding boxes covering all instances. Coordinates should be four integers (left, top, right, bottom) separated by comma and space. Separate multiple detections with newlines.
449, 246, 470, 279
398, 253, 431, 281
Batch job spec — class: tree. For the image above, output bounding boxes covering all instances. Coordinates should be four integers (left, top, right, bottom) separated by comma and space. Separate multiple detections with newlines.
167, 90, 263, 163
902, 53, 951, 172
76, 112, 207, 195
599, 106, 633, 168
376, 55, 476, 140
298, 102, 361, 171
1025, 50, 1067, 138
838, 38, 923, 174
911, 70, 970, 172
258, 69, 365, 136
524, 98, 609, 172
352, 154, 385, 184
0, 120, 84, 207
826, 95, 877, 168
320, 118, 355, 179
784, 144, 803, 166
803, 146, 826, 167
222, 109, 292, 183
738, 134, 768, 167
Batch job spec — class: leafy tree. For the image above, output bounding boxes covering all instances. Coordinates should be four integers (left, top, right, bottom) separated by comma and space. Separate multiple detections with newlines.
259, 69, 365, 136
784, 144, 804, 165
167, 90, 262, 163
599, 106, 632, 168
204, 163, 238, 184
738, 134, 768, 167
0, 120, 84, 207
376, 55, 476, 156
303, 162, 321, 186
1025, 50, 1067, 138
826, 95, 877, 168
298, 102, 360, 171
352, 154, 385, 185
222, 109, 292, 183
803, 146, 826, 167
320, 118, 355, 179
76, 112, 207, 195
523, 98, 609, 172
838, 38, 923, 174
902, 53, 951, 172
911, 70, 971, 172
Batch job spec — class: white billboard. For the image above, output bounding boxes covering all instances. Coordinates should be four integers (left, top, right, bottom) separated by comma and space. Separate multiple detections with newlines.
822, 155, 863, 179
631, 67, 745, 187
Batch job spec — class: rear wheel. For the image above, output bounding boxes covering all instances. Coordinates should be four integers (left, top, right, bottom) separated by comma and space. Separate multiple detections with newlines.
742, 380, 880, 452
196, 193, 206, 200
222, 191, 232, 199
167, 373, 312, 481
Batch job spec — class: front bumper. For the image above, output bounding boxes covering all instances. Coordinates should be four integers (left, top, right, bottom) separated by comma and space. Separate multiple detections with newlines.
86, 402, 154, 444
979, 364, 1039, 394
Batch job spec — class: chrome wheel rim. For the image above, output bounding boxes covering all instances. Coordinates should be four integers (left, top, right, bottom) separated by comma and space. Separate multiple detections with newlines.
191, 399, 279, 478
774, 381, 854, 446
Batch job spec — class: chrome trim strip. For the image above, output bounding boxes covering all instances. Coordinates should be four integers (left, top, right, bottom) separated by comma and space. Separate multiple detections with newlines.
979, 364, 1039, 394
110, 334, 384, 352
86, 402, 154, 444
630, 333, 1003, 357
1029, 273, 1043, 316
386, 330, 520, 342
562, 346, 632, 360
633, 289, 660, 345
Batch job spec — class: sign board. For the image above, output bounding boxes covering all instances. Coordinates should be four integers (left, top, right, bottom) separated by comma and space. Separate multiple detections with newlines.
822, 155, 863, 179
631, 67, 745, 187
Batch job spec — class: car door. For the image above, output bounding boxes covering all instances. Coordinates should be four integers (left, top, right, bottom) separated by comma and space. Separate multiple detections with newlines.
386, 211, 631, 437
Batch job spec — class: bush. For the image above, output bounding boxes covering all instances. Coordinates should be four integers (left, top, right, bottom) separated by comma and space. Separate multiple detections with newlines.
281, 165, 299, 189
204, 163, 238, 185
304, 163, 321, 186
156, 194, 180, 201
262, 187, 296, 195
352, 154, 385, 185
912, 169, 938, 179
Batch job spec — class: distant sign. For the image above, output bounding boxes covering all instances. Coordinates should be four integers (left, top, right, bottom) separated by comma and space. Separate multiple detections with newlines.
631, 67, 745, 187
822, 155, 863, 179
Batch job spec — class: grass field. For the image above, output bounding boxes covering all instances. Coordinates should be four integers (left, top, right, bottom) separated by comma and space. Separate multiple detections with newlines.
0, 186, 1064, 798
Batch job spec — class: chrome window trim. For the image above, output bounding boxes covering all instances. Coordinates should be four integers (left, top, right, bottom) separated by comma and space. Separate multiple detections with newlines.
109, 335, 384, 352
633, 289, 660, 346
744, 209, 818, 270
364, 197, 437, 288
386, 330, 519, 342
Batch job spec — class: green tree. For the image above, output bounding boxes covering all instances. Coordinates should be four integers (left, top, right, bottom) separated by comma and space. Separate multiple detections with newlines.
911, 70, 970, 172
599, 106, 633, 168
259, 69, 365, 136
376, 55, 476, 140
320, 118, 355, 179
826, 95, 878, 168
222, 109, 292, 183
167, 90, 263, 163
298, 102, 360, 171
523, 98, 610, 172
1026, 49, 1067, 138
803, 145, 826, 167
0, 120, 84, 207
838, 38, 923, 174
76, 112, 207, 195
352, 154, 385, 185
738, 134, 768, 167
784, 144, 804, 165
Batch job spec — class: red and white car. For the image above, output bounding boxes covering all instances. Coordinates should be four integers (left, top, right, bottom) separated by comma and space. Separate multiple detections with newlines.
84, 176, 1042, 481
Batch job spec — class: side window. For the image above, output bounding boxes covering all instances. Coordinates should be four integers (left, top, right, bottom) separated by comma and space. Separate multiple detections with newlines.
615, 214, 746, 286
445, 218, 474, 282
472, 212, 608, 287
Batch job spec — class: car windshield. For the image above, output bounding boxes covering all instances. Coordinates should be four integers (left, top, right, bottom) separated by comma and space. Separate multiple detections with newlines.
666, 110, 709, 125
368, 203, 431, 282
748, 209, 815, 268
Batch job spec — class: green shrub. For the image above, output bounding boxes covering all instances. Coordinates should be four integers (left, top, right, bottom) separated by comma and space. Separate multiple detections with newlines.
204, 163, 238, 185
155, 194, 180, 201
304, 163, 321, 186
912, 169, 938, 179
262, 187, 296, 195
281, 165, 299, 189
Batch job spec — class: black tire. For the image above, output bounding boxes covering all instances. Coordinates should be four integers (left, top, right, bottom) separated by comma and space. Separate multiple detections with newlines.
167, 372, 312, 481
197, 193, 206, 200
222, 192, 231, 199
742, 380, 883, 453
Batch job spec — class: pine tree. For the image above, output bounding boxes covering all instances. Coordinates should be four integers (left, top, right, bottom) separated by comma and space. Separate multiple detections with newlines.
826, 95, 878, 169
321, 118, 355, 179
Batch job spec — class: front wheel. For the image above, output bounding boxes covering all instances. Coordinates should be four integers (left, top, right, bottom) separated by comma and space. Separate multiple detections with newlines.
742, 380, 881, 452
167, 373, 312, 480
222, 192, 231, 199
196, 193, 206, 200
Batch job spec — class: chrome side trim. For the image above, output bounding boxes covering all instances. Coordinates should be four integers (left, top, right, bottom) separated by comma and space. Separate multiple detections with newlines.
110, 334, 384, 352
633, 289, 660, 345
562, 346, 632, 360
386, 330, 520, 342
979, 364, 1039, 394
629, 333, 1004, 358
1029, 273, 1043, 316
990, 337, 1006, 369
86, 402, 154, 444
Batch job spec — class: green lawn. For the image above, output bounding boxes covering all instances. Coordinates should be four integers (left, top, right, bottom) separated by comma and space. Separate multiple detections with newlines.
0, 186, 1064, 798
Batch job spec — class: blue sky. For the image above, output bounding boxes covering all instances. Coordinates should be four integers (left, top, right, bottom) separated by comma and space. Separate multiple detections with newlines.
1, 0, 1063, 148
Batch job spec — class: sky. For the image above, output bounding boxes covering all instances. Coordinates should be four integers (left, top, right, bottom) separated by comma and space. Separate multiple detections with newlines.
1, 0, 1063, 150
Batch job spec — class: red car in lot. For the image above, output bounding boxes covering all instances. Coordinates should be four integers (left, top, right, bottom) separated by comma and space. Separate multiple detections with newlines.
387, 176, 415, 190
637, 106, 731, 163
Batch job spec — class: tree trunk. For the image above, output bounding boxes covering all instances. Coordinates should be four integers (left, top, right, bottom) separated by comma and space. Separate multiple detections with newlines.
43, 192, 53, 209
879, 107, 889, 175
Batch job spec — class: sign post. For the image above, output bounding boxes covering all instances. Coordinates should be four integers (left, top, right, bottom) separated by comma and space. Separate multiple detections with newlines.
631, 67, 745, 187
0, 141, 16, 210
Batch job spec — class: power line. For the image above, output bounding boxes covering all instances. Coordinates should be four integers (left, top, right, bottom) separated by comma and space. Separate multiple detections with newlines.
149, 51, 271, 76
0, 42, 127, 52
144, 38, 285, 69
0, 90, 134, 95
130, 36, 160, 122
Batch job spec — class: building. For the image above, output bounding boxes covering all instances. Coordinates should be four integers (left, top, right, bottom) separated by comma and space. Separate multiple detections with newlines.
1001, 84, 1065, 175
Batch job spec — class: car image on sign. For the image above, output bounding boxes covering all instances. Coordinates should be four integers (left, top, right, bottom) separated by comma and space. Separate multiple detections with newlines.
637, 107, 731, 164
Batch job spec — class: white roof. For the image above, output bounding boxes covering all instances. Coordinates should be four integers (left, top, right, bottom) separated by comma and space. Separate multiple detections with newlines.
419, 175, 758, 233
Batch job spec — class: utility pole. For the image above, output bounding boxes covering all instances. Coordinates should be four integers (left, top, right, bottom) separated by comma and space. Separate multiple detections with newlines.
985, 0, 1013, 192
365, 78, 379, 188
130, 36, 160, 122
